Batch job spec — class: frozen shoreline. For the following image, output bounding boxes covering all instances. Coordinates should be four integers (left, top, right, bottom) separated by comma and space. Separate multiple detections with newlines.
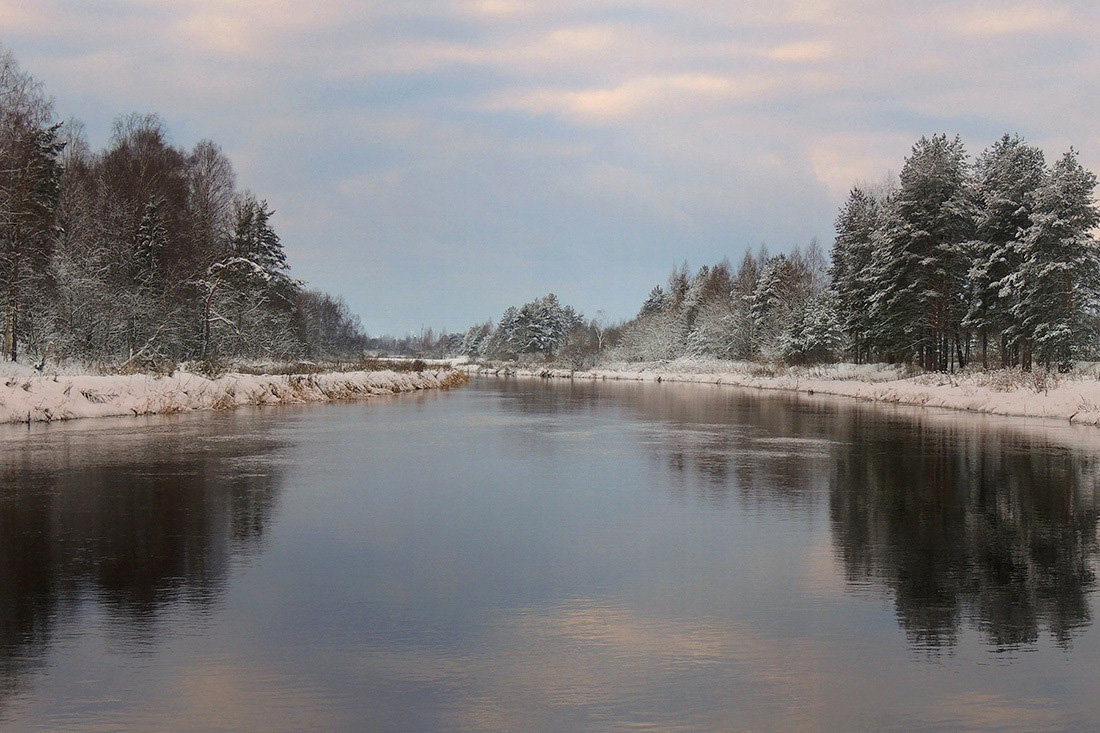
470, 361, 1100, 426
0, 368, 468, 424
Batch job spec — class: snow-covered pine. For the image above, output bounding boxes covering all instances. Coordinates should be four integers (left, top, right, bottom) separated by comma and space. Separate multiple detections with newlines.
750, 254, 804, 359
474, 295, 585, 359
868, 134, 973, 370
1008, 149, 1100, 369
726, 250, 760, 360
830, 187, 883, 363
681, 262, 735, 359
459, 322, 491, 356
641, 285, 668, 314
965, 134, 1046, 368
231, 193, 289, 274
779, 291, 844, 364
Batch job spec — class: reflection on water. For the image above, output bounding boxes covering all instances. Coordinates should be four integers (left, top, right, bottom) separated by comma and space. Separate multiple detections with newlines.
519, 378, 1100, 653
0, 414, 283, 710
2, 380, 1100, 729
829, 409, 1099, 652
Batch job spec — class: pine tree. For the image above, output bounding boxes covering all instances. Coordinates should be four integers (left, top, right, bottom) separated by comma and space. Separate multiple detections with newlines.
641, 285, 667, 314
1009, 150, 1100, 368
676, 265, 710, 351
460, 322, 491, 356
965, 135, 1046, 367
486, 306, 520, 356
751, 254, 803, 358
727, 250, 760, 359
231, 194, 288, 274
871, 135, 973, 369
830, 187, 882, 362
685, 260, 735, 358
780, 291, 843, 364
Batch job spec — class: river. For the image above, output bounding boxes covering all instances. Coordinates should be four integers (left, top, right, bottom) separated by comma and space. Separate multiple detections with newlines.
1, 376, 1099, 730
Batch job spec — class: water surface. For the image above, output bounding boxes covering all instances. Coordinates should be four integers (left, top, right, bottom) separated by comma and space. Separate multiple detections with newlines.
1, 378, 1099, 730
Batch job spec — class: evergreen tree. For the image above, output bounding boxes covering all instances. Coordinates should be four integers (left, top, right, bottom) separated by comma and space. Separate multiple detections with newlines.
1009, 150, 1100, 368
460, 322, 491, 356
676, 265, 711, 351
830, 187, 882, 362
486, 306, 521, 356
727, 250, 760, 359
231, 194, 288, 274
133, 196, 168, 288
780, 291, 843, 364
871, 135, 973, 369
751, 254, 802, 358
685, 260, 735, 358
965, 135, 1046, 367
641, 285, 667, 314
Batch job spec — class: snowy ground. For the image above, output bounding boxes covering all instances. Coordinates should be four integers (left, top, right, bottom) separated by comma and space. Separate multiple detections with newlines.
0, 368, 468, 424
470, 359, 1100, 426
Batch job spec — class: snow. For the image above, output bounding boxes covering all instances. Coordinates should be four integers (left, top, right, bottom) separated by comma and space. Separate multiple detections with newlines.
469, 359, 1100, 426
0, 368, 468, 424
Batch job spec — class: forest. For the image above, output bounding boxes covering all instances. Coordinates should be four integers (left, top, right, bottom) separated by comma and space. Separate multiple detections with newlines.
452, 134, 1100, 373
6, 41, 1099, 375
0, 48, 367, 369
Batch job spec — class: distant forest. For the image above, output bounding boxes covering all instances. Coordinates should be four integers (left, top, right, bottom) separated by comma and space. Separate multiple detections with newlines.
447, 133, 1100, 372
0, 47, 368, 367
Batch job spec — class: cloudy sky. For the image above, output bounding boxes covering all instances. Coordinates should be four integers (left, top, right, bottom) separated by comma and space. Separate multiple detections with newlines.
3, 1, 1099, 334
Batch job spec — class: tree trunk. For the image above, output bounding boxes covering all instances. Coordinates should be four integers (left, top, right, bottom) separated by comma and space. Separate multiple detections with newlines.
6, 278, 18, 362
4, 305, 15, 362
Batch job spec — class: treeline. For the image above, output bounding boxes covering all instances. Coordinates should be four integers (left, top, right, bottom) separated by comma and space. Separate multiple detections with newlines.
445, 133, 1100, 372
439, 244, 834, 367
611, 243, 835, 364
834, 134, 1098, 371
618, 134, 1100, 371
0, 48, 367, 367
447, 293, 608, 367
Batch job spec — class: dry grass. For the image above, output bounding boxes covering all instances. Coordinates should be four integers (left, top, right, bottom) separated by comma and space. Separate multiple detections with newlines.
209, 390, 237, 410
233, 358, 436, 375
111, 359, 179, 377
964, 368, 1062, 393
85, 356, 447, 379
912, 367, 1062, 394
440, 371, 470, 388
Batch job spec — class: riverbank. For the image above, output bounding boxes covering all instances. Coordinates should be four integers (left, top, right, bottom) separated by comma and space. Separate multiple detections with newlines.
0, 368, 469, 424
470, 360, 1100, 425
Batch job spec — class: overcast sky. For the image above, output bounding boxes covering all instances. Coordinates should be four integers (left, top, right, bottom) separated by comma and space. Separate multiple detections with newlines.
4, 1, 1099, 334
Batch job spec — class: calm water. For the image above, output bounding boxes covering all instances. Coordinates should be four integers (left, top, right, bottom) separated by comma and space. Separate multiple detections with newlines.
2, 377, 1100, 730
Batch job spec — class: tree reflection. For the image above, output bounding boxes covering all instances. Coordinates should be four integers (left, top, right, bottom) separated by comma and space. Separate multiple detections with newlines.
829, 411, 1100, 651
623, 384, 830, 509
0, 419, 283, 705
607, 380, 1100, 651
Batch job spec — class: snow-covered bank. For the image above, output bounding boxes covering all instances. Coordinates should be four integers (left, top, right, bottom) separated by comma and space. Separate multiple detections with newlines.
0, 368, 468, 424
470, 360, 1100, 426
